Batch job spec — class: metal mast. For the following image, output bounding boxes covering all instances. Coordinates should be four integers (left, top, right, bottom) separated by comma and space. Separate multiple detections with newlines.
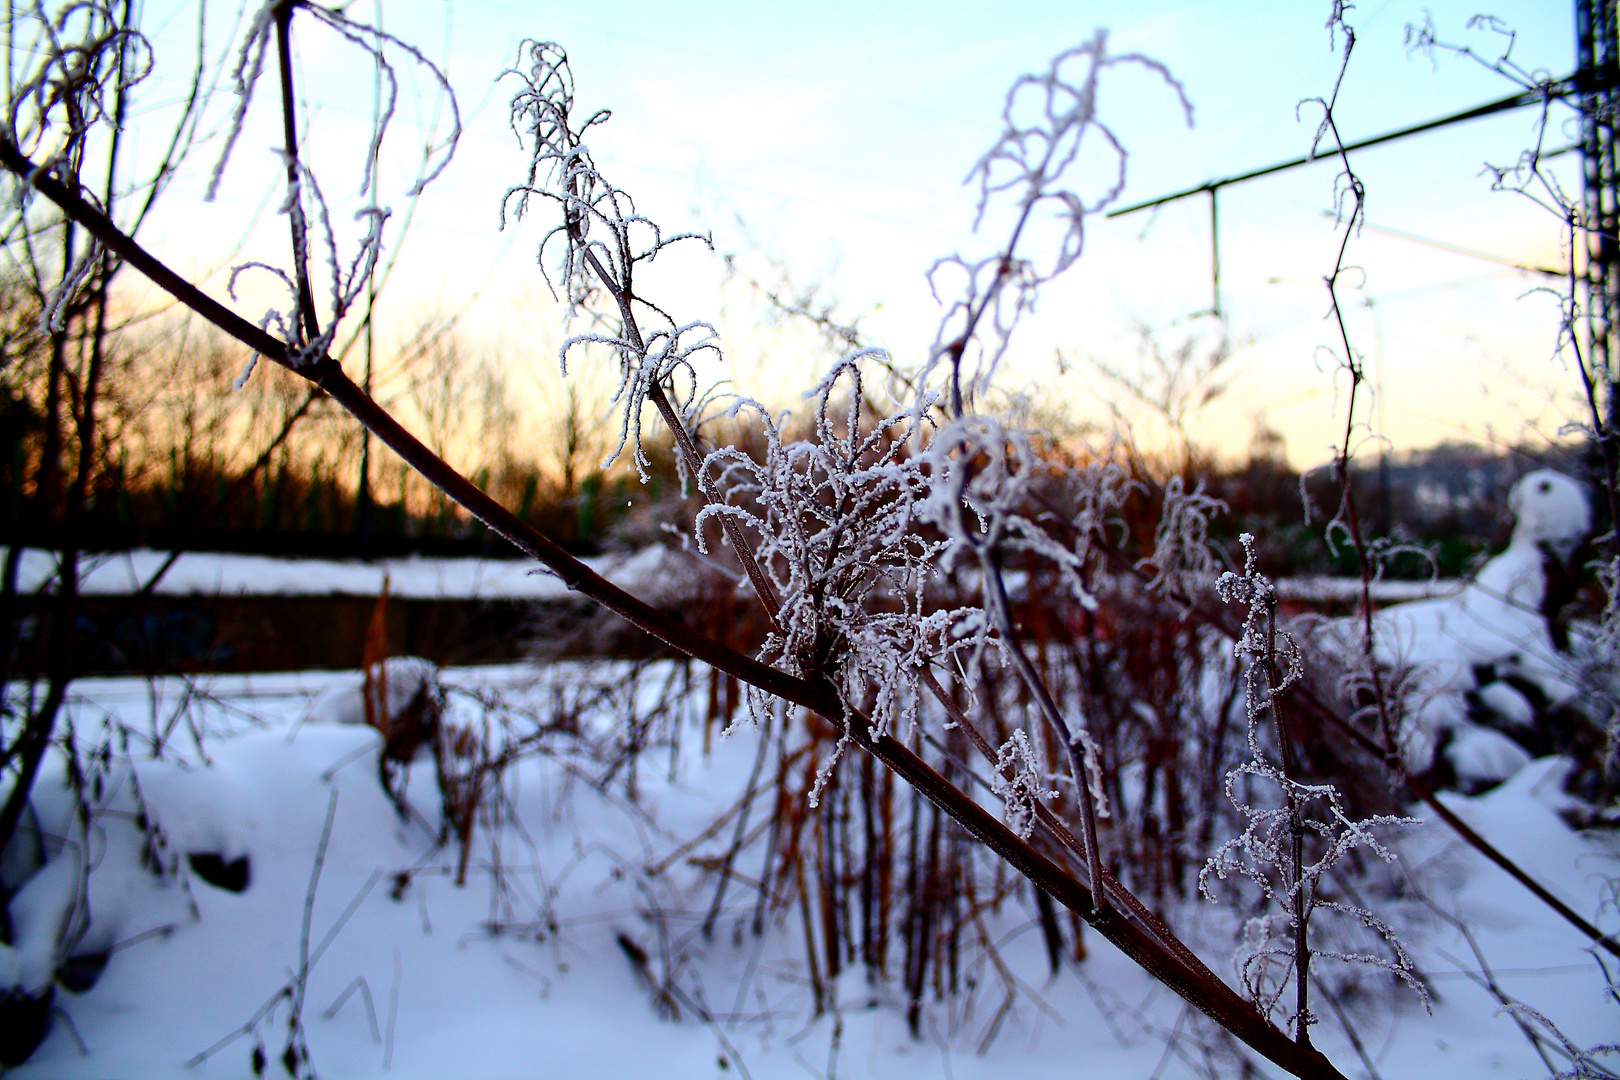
1579, 0, 1619, 414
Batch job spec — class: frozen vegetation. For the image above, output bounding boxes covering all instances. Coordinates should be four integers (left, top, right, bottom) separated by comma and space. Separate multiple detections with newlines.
0, 651, 1614, 1079
2, 468, 1616, 1077
2, 3, 1619, 1079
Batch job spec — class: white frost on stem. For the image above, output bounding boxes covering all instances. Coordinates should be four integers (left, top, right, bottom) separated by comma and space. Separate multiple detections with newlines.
990, 729, 1057, 839
1138, 475, 1225, 605
919, 415, 1095, 609
502, 40, 715, 479
696, 357, 975, 804
917, 30, 1190, 416
1203, 534, 1426, 1023
227, 158, 389, 372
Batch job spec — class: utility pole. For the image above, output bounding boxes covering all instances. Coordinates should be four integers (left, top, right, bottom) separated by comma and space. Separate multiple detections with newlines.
1579, 0, 1619, 403
1578, 0, 1620, 521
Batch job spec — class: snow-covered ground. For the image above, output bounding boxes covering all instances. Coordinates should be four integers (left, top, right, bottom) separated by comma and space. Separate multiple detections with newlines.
1276, 577, 1462, 604
3, 547, 682, 601
5, 663, 1616, 1079
7, 546, 1459, 604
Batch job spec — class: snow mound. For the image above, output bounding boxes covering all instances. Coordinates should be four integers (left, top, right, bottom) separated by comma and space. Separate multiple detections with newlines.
1, 666, 1614, 1078
1326, 469, 1596, 792
1444, 725, 1533, 794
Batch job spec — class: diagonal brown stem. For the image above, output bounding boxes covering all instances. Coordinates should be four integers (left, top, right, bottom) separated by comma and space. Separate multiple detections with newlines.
979, 551, 1109, 916
0, 135, 1350, 1080
919, 667, 1227, 991
578, 246, 783, 626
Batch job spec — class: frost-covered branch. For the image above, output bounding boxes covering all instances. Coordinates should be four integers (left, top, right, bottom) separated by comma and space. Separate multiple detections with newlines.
0, 23, 1366, 1076
1204, 535, 1424, 1040
696, 356, 973, 801
209, 1, 462, 382
919, 30, 1191, 418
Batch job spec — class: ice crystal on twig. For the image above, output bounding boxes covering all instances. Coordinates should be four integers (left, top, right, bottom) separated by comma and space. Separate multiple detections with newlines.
918, 30, 1189, 416
698, 357, 973, 803
1139, 476, 1225, 605
502, 41, 715, 477
228, 158, 388, 376
564, 321, 721, 481
990, 729, 1056, 839
207, 3, 460, 203
920, 415, 1094, 609
2, 2, 151, 181
1, 2, 151, 328
1203, 534, 1425, 1024
206, 3, 460, 381
1066, 456, 1137, 569
1497, 1000, 1620, 1080
42, 229, 101, 332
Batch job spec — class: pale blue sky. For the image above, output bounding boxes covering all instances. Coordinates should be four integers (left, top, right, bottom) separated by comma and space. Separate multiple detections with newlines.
133, 0, 1580, 465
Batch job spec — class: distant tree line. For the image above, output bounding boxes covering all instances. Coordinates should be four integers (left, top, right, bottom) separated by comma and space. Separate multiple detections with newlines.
0, 295, 678, 558
1, 295, 1593, 575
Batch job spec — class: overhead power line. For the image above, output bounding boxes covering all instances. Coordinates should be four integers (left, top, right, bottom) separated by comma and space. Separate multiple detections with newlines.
1103, 71, 1599, 315
1107, 74, 1587, 219
1345, 214, 1565, 278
